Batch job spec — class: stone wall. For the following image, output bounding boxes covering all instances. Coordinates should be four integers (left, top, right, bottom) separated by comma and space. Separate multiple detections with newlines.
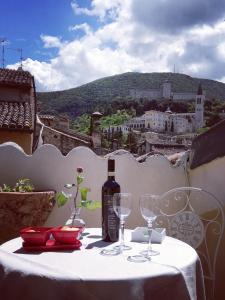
130, 88, 197, 101
42, 126, 90, 155
172, 92, 196, 100
130, 88, 161, 99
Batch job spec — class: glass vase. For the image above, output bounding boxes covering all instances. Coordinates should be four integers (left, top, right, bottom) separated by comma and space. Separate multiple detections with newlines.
65, 206, 85, 228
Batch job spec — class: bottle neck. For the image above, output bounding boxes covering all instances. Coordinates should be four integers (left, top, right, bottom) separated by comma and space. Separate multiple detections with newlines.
108, 171, 115, 180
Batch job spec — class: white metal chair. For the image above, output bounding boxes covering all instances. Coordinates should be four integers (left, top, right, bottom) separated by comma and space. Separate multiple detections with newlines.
158, 187, 225, 300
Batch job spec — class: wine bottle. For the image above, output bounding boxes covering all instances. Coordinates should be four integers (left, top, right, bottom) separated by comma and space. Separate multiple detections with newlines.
102, 159, 120, 242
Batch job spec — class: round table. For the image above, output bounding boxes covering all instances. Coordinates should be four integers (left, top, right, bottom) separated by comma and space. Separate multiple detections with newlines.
0, 228, 205, 300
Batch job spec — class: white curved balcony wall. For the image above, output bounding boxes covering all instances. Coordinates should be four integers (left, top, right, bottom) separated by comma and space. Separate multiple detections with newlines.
0, 143, 188, 228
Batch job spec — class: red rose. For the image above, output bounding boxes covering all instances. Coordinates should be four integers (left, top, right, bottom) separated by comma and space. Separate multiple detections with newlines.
77, 167, 83, 173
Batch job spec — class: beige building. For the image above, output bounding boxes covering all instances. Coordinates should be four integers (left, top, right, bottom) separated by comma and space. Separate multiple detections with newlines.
125, 110, 195, 134
144, 110, 195, 134
0, 68, 36, 154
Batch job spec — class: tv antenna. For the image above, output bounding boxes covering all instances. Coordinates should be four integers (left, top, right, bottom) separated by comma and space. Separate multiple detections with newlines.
0, 37, 8, 68
8, 47, 24, 69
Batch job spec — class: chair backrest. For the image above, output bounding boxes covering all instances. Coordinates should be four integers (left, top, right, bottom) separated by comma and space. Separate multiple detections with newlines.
158, 187, 225, 300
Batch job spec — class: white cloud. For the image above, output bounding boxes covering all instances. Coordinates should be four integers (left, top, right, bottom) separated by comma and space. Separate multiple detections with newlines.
71, 0, 123, 21
69, 23, 92, 35
217, 42, 225, 59
8, 58, 67, 91
40, 35, 62, 48
7, 0, 225, 91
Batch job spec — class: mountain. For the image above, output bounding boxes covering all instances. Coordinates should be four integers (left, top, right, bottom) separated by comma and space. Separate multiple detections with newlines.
37, 72, 225, 117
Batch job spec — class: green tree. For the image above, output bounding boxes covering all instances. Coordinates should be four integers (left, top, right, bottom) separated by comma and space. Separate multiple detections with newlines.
71, 114, 91, 134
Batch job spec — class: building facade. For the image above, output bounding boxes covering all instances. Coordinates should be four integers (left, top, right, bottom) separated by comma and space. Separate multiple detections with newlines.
124, 117, 145, 131
103, 124, 130, 135
0, 68, 36, 154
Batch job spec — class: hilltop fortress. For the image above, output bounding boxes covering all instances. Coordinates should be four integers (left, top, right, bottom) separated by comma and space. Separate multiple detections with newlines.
130, 80, 197, 101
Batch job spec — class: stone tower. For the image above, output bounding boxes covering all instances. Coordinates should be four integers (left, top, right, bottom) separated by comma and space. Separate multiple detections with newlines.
195, 84, 205, 130
162, 80, 171, 99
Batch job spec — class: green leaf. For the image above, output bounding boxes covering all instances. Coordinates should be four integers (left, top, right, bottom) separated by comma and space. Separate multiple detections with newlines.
2, 184, 12, 192
80, 200, 101, 210
80, 187, 90, 201
56, 191, 70, 207
13, 178, 34, 192
77, 175, 84, 185
86, 201, 102, 210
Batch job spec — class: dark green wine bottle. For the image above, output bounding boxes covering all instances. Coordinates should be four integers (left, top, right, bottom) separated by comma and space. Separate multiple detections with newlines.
102, 159, 120, 242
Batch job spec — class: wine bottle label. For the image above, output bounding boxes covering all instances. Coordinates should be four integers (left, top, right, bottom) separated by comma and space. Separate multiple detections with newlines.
107, 172, 115, 176
102, 195, 119, 242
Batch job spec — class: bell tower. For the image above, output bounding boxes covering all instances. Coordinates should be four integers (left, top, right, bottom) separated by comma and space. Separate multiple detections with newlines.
195, 84, 205, 130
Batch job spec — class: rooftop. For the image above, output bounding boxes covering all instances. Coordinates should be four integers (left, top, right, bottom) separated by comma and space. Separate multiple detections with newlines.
0, 68, 33, 88
0, 101, 33, 131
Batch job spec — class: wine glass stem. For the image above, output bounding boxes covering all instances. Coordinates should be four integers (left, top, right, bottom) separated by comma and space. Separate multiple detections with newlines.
120, 220, 125, 251
147, 220, 153, 255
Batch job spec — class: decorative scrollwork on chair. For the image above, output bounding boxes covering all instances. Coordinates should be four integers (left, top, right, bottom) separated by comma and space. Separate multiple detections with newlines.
158, 187, 224, 300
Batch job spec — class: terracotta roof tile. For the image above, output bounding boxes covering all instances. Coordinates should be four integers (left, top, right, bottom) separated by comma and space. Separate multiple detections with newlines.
0, 68, 32, 87
0, 101, 33, 130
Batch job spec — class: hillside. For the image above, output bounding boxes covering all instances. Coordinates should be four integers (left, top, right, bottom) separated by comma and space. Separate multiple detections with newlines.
37, 72, 225, 117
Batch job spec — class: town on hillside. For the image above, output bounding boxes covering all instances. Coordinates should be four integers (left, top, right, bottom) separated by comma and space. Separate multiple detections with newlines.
0, 67, 224, 161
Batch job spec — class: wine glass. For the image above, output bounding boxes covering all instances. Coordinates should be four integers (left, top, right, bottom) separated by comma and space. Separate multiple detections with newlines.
113, 193, 132, 252
100, 193, 132, 256
139, 194, 160, 258
128, 194, 160, 263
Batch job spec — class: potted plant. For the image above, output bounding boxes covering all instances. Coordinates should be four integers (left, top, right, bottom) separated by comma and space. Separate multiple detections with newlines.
56, 167, 100, 227
0, 179, 55, 244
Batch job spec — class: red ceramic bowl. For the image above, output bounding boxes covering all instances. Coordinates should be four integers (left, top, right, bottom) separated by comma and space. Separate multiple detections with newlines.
20, 227, 52, 245
51, 226, 82, 244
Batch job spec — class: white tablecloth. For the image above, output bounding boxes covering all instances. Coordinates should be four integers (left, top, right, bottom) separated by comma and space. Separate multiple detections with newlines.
0, 228, 205, 300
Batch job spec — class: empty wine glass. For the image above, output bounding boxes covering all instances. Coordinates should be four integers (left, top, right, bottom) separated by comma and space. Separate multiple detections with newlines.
140, 194, 160, 258
128, 194, 160, 263
100, 192, 132, 256
113, 193, 132, 252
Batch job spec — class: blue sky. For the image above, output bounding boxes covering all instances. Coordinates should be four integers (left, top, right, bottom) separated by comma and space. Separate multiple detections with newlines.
0, 0, 95, 64
1, 0, 225, 91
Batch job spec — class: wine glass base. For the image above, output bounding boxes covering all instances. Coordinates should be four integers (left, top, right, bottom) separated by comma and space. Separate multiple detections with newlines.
114, 244, 132, 251
100, 248, 121, 256
140, 249, 160, 256
127, 255, 150, 263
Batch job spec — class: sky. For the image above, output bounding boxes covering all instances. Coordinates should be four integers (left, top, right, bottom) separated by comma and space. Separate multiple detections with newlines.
1, 0, 225, 92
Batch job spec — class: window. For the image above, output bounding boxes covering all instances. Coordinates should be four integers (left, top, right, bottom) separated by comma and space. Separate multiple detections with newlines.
197, 98, 201, 104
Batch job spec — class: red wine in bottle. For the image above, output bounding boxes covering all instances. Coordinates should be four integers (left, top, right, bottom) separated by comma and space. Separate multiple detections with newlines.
102, 159, 120, 242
